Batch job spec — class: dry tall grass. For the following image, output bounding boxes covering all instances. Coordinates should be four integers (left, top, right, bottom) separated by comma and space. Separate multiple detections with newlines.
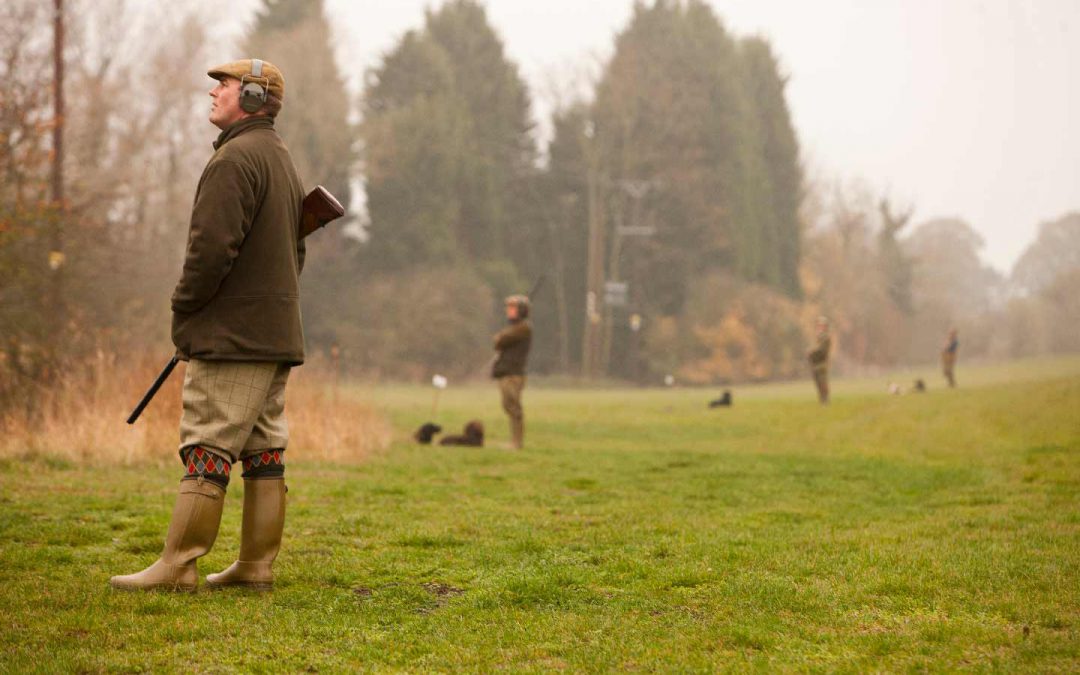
0, 352, 390, 465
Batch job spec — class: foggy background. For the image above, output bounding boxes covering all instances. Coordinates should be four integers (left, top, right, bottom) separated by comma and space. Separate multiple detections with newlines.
244, 0, 1080, 272
2, 0, 1079, 403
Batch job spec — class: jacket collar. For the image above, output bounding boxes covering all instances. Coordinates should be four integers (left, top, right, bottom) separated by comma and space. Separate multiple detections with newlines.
213, 116, 274, 150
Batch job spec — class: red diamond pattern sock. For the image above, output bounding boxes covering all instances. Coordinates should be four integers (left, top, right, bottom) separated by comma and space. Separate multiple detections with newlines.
242, 449, 285, 479
181, 445, 231, 489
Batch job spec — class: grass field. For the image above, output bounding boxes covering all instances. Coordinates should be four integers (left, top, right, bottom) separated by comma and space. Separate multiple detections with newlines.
1, 357, 1078, 672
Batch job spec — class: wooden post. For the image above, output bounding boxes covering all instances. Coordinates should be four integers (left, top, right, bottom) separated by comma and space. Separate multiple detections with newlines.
51, 0, 64, 210
581, 129, 604, 379
48, 0, 66, 371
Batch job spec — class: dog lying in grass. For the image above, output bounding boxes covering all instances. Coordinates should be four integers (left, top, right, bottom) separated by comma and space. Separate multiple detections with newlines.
413, 422, 442, 444
708, 390, 732, 408
439, 420, 485, 447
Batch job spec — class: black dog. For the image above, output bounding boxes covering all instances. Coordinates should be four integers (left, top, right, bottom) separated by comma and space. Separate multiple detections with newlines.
708, 390, 733, 408
413, 422, 442, 444
439, 420, 485, 447
913, 378, 927, 393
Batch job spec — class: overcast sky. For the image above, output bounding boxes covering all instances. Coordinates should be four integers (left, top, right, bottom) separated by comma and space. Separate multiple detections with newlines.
227, 0, 1078, 272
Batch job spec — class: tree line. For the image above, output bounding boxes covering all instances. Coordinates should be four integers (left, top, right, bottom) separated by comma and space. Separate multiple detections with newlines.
259, 0, 806, 382
2, 0, 1078, 411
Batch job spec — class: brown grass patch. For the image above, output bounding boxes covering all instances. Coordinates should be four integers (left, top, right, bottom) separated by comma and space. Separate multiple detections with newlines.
0, 352, 390, 464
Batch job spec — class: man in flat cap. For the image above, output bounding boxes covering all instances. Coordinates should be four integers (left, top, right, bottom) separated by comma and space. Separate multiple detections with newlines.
111, 59, 305, 592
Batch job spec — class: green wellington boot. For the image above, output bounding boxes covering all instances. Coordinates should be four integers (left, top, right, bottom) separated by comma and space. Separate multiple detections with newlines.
206, 478, 286, 590
110, 479, 225, 592
510, 417, 525, 450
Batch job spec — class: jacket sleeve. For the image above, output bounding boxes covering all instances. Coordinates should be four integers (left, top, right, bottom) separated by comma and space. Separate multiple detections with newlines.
494, 323, 528, 350
171, 159, 257, 314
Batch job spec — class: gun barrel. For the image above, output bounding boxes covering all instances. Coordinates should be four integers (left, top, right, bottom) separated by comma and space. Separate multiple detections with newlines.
528, 274, 546, 298
126, 357, 179, 424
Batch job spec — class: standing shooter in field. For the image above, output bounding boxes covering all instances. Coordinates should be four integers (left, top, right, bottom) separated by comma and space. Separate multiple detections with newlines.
942, 327, 959, 388
492, 295, 532, 449
807, 316, 832, 404
111, 59, 305, 592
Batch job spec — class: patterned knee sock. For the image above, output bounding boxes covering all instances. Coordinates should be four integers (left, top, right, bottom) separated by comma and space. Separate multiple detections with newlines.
242, 449, 285, 479
181, 446, 231, 489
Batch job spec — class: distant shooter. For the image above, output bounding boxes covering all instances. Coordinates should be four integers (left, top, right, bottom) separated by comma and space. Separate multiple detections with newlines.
492, 295, 532, 449
942, 328, 959, 388
808, 316, 832, 404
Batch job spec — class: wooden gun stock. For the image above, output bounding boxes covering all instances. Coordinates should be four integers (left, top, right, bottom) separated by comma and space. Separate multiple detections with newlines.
300, 185, 346, 239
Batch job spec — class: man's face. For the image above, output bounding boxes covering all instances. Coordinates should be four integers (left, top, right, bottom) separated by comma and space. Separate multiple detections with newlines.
209, 77, 246, 130
505, 303, 519, 321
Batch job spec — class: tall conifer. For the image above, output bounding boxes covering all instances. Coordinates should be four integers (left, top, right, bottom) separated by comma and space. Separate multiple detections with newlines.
244, 0, 356, 351
245, 0, 353, 205
362, 31, 470, 269
739, 37, 803, 297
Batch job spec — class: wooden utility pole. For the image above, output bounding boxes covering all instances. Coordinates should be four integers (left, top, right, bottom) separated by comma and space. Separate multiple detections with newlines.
581, 133, 604, 379
599, 179, 656, 375
50, 0, 66, 278
48, 0, 66, 362
52, 0, 65, 208
599, 200, 624, 374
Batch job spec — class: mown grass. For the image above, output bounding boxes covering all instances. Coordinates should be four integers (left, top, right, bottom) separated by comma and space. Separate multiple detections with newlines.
1, 357, 1078, 672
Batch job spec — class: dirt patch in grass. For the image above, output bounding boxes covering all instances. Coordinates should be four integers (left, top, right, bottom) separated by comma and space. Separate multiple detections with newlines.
422, 581, 465, 597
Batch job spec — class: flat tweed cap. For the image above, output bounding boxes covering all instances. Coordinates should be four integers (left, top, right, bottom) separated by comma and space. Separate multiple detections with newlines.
207, 59, 285, 100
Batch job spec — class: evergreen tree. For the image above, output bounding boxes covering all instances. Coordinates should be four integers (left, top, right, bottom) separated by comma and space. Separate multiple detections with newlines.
422, 0, 537, 296
739, 37, 803, 297
356, 2, 547, 375
361, 30, 470, 269
594, 1, 713, 312
590, 0, 804, 317
361, 0, 537, 299
245, 0, 353, 204
587, 1, 805, 376
528, 103, 592, 372
244, 0, 357, 352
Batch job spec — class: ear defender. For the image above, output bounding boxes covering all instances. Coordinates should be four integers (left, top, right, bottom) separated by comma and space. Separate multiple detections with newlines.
240, 58, 268, 113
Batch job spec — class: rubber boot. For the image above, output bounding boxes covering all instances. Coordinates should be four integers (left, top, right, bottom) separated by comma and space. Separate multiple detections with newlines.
205, 479, 286, 590
813, 369, 830, 405
109, 479, 225, 592
510, 416, 524, 450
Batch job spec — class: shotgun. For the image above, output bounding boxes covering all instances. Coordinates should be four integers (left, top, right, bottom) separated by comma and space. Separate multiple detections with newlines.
299, 185, 346, 239
126, 185, 345, 424
528, 274, 546, 299
126, 357, 179, 424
